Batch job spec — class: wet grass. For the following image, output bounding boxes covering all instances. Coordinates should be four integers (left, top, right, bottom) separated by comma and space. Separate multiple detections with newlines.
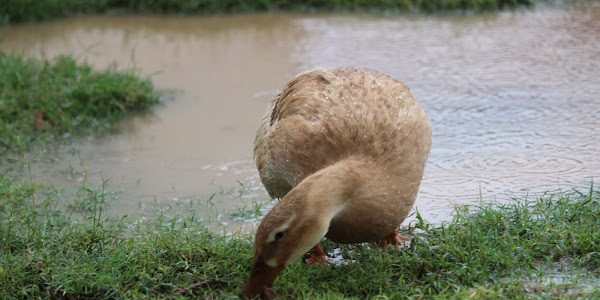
1, 159, 598, 299
0, 52, 160, 156
0, 0, 584, 25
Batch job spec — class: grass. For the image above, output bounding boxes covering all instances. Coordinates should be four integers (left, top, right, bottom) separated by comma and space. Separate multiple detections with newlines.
0, 52, 160, 156
0, 170, 251, 299
0, 0, 582, 25
1, 160, 598, 298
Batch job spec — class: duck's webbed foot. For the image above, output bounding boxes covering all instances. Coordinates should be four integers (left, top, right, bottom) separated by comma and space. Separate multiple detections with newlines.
379, 230, 411, 248
304, 243, 327, 265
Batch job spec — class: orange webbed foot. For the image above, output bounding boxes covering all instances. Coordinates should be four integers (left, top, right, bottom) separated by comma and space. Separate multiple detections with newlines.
379, 230, 411, 248
304, 243, 327, 265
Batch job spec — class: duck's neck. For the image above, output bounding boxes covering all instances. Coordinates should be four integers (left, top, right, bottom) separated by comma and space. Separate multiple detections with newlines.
269, 156, 373, 265
291, 156, 374, 222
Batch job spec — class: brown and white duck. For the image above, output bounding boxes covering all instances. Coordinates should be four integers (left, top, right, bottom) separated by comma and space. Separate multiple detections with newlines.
243, 67, 432, 299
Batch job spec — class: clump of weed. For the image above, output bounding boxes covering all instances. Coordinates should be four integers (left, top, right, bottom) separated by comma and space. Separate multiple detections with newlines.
394, 187, 600, 296
0, 52, 160, 155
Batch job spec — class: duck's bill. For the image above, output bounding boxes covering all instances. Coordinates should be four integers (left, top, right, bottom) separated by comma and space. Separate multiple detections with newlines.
242, 257, 284, 299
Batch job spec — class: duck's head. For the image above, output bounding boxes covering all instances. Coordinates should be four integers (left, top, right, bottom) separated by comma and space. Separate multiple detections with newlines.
242, 175, 342, 299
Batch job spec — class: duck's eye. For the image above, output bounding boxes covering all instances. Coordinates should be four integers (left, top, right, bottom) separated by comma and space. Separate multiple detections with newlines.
274, 231, 285, 241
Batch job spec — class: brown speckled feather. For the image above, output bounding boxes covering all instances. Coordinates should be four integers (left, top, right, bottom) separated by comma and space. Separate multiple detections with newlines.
254, 67, 430, 205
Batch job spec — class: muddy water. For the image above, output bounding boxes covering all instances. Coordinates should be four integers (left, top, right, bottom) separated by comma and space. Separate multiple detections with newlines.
1, 5, 599, 227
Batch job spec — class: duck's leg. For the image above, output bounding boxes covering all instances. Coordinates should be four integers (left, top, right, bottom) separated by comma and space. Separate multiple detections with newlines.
380, 230, 411, 248
304, 243, 327, 265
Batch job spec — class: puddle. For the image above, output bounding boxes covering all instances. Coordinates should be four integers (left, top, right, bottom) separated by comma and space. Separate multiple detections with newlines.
521, 258, 600, 296
0, 5, 599, 227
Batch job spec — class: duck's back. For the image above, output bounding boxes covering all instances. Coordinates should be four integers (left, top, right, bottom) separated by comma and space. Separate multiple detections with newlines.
254, 67, 431, 199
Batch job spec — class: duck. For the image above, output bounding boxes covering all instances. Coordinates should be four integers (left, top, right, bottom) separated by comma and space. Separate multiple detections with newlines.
242, 67, 432, 299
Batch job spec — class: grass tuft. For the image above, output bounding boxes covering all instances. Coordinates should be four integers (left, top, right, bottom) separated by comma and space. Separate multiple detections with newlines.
0, 52, 160, 155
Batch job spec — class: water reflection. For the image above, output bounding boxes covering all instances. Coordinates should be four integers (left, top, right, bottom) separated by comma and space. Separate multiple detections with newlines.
0, 6, 598, 225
